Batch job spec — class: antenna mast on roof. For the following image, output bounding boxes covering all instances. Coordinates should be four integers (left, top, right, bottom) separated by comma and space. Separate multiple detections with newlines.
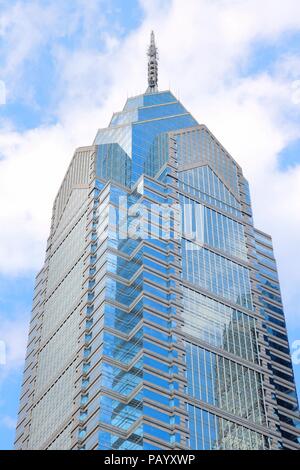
146, 31, 158, 93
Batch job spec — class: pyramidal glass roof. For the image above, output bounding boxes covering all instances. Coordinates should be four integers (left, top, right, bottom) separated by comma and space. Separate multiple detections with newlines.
94, 91, 198, 150
93, 90, 199, 186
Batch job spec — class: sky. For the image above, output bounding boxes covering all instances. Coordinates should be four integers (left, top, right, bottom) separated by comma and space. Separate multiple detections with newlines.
0, 0, 300, 450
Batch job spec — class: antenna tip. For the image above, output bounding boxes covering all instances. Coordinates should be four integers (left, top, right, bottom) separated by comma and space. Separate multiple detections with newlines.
146, 31, 158, 93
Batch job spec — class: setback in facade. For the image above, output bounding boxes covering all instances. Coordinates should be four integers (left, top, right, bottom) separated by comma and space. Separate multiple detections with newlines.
15, 32, 300, 450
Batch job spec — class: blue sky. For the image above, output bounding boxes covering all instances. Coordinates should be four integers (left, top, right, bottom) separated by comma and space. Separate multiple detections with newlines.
1, 0, 300, 449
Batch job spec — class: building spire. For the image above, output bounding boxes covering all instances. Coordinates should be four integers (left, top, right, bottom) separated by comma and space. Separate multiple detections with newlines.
147, 31, 158, 93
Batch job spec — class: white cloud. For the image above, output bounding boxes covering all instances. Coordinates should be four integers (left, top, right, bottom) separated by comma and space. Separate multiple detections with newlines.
0, 123, 76, 273
0, 415, 17, 431
0, 0, 300, 327
0, 81, 6, 105
0, 313, 29, 378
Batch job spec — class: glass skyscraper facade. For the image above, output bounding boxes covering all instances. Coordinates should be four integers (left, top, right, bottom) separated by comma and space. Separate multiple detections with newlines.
15, 34, 300, 451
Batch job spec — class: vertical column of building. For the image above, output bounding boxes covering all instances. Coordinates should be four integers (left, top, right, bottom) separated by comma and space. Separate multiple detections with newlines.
237, 174, 282, 449
73, 179, 111, 449
254, 228, 300, 449
141, 136, 190, 450
15, 268, 46, 449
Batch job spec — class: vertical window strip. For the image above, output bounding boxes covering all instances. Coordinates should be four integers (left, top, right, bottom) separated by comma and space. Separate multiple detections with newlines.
185, 343, 265, 425
188, 405, 268, 450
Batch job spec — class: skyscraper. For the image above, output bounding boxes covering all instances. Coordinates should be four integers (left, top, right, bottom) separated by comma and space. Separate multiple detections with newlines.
15, 32, 300, 451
